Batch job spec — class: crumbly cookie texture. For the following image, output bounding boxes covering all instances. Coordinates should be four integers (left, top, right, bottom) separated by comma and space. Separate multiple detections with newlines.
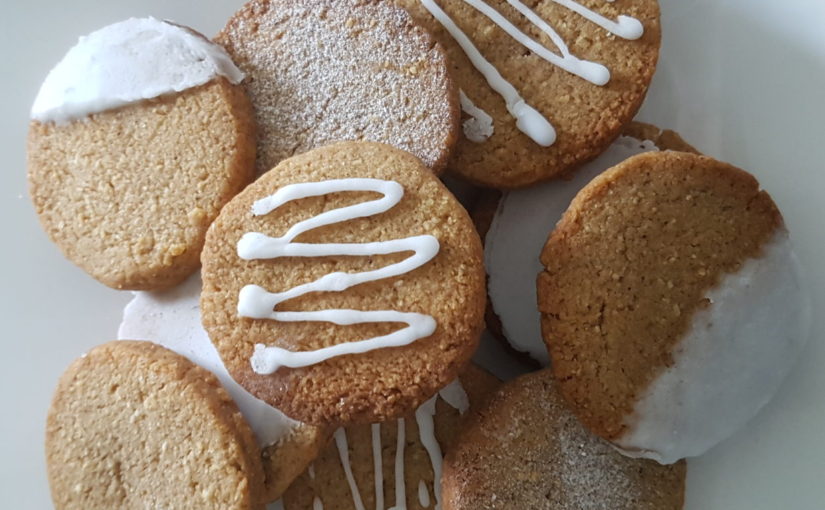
28, 77, 256, 290
201, 141, 486, 426
217, 0, 459, 175
283, 365, 500, 510
442, 370, 686, 510
394, 0, 661, 189
46, 341, 265, 510
538, 151, 783, 441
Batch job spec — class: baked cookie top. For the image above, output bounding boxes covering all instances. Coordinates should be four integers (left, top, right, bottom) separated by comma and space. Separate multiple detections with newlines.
538, 151, 809, 462
282, 365, 499, 510
393, 0, 661, 189
442, 369, 686, 509
200, 141, 485, 426
118, 272, 328, 502
217, 0, 459, 174
46, 341, 265, 510
28, 18, 255, 290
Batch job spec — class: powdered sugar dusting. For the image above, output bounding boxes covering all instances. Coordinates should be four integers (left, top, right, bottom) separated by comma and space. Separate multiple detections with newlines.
218, 0, 456, 174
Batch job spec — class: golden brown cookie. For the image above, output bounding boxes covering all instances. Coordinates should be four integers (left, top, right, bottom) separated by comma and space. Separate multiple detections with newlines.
46, 341, 266, 510
217, 0, 459, 175
442, 369, 686, 509
201, 141, 486, 426
282, 365, 499, 510
393, 0, 661, 189
28, 18, 256, 290
539, 151, 810, 463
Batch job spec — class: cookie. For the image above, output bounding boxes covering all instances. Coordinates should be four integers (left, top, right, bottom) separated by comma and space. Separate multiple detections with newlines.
46, 341, 265, 510
200, 141, 486, 426
484, 122, 696, 365
442, 369, 685, 509
216, 0, 458, 175
393, 0, 661, 189
28, 18, 256, 290
282, 365, 500, 510
538, 151, 812, 463
118, 272, 328, 502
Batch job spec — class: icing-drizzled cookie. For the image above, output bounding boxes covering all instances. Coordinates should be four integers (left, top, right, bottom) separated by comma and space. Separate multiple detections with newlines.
393, 0, 661, 188
28, 18, 256, 290
442, 369, 685, 509
46, 341, 266, 510
200, 142, 486, 426
118, 272, 328, 502
216, 0, 459, 175
281, 365, 499, 510
538, 151, 811, 463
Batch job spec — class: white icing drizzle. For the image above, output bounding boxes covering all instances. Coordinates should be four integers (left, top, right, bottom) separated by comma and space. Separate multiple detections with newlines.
237, 179, 440, 374
459, 90, 494, 142
437, 379, 470, 414
371, 423, 385, 510
389, 418, 407, 510
308, 463, 316, 480
415, 396, 443, 510
419, 0, 644, 146
313, 497, 324, 510
335, 428, 366, 510
418, 480, 431, 508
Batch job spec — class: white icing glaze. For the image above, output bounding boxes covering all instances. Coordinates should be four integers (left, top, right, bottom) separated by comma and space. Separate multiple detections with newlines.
31, 17, 243, 124
371, 423, 384, 510
389, 418, 407, 510
117, 272, 299, 447
419, 0, 644, 146
417, 480, 431, 508
616, 229, 812, 464
335, 428, 366, 510
415, 397, 443, 510
485, 136, 658, 364
308, 463, 316, 480
238, 178, 440, 374
438, 379, 470, 413
459, 90, 494, 143
313, 497, 324, 510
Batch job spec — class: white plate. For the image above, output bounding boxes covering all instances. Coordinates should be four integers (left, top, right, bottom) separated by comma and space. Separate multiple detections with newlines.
1, 1, 823, 508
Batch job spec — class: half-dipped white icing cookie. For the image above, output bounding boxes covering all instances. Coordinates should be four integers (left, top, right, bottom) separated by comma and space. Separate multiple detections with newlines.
28, 17, 256, 290
538, 150, 811, 464
118, 273, 327, 502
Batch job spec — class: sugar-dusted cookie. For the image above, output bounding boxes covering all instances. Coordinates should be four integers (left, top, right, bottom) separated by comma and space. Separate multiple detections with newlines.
28, 18, 256, 290
281, 365, 499, 510
46, 341, 265, 510
118, 272, 328, 502
484, 123, 695, 365
201, 141, 486, 426
393, 0, 661, 189
442, 369, 685, 509
216, 0, 458, 175
539, 151, 811, 463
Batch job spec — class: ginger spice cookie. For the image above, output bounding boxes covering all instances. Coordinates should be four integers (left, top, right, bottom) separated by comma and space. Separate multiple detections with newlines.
216, 0, 459, 175
393, 0, 661, 189
282, 365, 499, 510
538, 151, 811, 463
118, 273, 328, 502
442, 369, 685, 510
46, 341, 265, 510
484, 122, 696, 365
28, 18, 256, 290
200, 142, 486, 426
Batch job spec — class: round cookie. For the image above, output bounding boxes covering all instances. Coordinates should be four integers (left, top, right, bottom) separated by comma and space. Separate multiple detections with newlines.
200, 141, 486, 426
442, 369, 685, 509
118, 272, 329, 502
538, 151, 811, 463
28, 18, 256, 290
216, 0, 459, 175
282, 365, 499, 510
46, 341, 266, 510
483, 123, 696, 365
393, 0, 661, 189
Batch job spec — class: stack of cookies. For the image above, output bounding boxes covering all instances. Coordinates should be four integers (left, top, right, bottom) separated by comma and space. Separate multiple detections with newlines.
30, 2, 811, 509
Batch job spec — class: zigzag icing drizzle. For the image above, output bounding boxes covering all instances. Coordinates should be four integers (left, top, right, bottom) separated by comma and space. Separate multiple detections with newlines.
419, 0, 643, 145
237, 178, 440, 374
